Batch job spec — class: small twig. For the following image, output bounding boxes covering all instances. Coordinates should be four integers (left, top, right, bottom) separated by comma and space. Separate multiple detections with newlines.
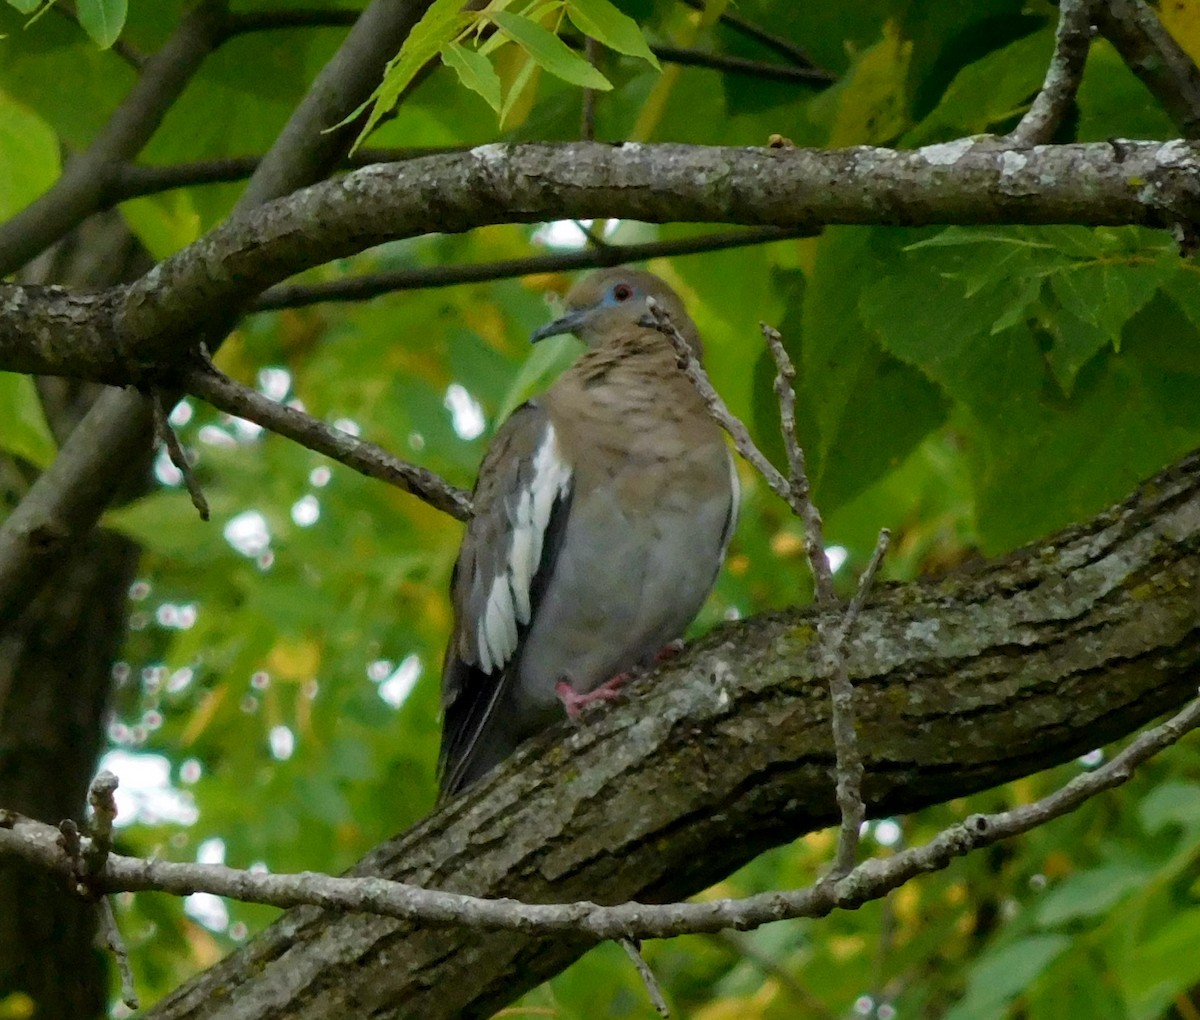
56, 818, 83, 890
151, 387, 210, 521
84, 770, 119, 879
644, 300, 790, 500
620, 939, 670, 1017
582, 36, 600, 141
109, 146, 464, 202
181, 360, 472, 522
254, 226, 814, 311
823, 531, 890, 878
98, 897, 139, 1009
655, 309, 880, 878
760, 323, 834, 603
678, 0, 828, 73
651, 43, 832, 84
1007, 0, 1095, 145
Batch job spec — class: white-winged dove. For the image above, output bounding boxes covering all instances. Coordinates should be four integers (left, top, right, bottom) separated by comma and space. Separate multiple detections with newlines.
438, 267, 739, 797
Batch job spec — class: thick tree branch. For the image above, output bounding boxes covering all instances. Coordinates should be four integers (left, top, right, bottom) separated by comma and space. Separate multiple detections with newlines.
2, 138, 1196, 389
126, 447, 1200, 1019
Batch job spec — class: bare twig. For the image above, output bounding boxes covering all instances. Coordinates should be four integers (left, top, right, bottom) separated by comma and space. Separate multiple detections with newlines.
620, 939, 670, 1017
760, 324, 832, 600
98, 897, 139, 1009
181, 361, 472, 522
151, 388, 210, 521
1007, 0, 1095, 146
650, 43, 833, 84
1096, 0, 1200, 138
759, 322, 881, 875
84, 770, 119, 879
0, 694, 1195, 939
109, 146, 464, 202
678, 0, 827, 73
645, 300, 789, 499
254, 227, 813, 310
582, 36, 600, 141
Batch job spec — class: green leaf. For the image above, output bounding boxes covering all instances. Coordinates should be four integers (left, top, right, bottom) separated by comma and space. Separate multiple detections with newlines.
0, 89, 61, 220
1036, 864, 1149, 925
441, 40, 502, 113
102, 491, 220, 560
0, 373, 57, 467
358, 0, 475, 140
489, 11, 612, 90
1121, 910, 1200, 1020
906, 29, 1054, 144
118, 190, 201, 259
944, 935, 1071, 1020
564, 0, 660, 68
5, 0, 42, 14
1041, 311, 1110, 396
75, 0, 125, 48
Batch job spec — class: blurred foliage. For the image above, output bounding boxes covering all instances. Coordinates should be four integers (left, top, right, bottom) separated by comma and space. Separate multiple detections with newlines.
2, 0, 1200, 1017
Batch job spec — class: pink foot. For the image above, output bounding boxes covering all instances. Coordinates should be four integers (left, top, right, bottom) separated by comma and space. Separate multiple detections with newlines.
654, 639, 685, 663
555, 674, 630, 720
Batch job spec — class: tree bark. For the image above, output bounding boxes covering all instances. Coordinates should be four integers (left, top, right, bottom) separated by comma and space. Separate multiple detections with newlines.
141, 448, 1200, 1020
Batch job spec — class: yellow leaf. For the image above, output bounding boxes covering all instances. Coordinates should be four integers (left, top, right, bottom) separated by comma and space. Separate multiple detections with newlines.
1161, 0, 1200, 62
827, 20, 913, 147
267, 638, 322, 681
180, 686, 227, 746
0, 992, 35, 1020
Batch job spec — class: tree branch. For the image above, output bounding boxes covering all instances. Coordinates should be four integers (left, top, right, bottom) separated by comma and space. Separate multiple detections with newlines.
121, 445, 1200, 1018
3, 690, 1195, 944
3, 139, 1198, 385
108, 148, 465, 202
252, 226, 813, 310
1006, 0, 1095, 145
1096, 0, 1200, 138
182, 361, 472, 521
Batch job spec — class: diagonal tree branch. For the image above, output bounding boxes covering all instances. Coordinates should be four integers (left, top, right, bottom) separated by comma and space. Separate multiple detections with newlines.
1006, 0, 1095, 146
182, 362, 472, 520
1096, 0, 1200, 138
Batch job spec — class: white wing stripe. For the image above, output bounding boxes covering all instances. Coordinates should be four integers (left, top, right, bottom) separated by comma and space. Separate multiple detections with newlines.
477, 423, 571, 674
